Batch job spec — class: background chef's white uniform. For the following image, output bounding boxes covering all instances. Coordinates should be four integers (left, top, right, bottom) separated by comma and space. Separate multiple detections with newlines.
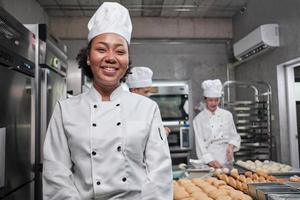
193, 107, 241, 165
193, 79, 241, 166
43, 86, 173, 199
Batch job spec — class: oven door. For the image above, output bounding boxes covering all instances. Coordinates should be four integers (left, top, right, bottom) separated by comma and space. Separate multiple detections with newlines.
150, 94, 188, 121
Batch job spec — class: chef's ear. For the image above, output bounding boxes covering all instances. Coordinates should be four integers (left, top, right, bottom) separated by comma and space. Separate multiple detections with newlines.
87, 56, 90, 66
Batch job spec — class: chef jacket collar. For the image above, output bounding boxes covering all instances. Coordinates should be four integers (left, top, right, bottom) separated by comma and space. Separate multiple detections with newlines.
204, 106, 220, 116
88, 84, 124, 102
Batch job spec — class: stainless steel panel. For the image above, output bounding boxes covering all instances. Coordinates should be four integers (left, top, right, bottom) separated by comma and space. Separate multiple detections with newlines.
0, 65, 34, 198
2, 180, 34, 200
0, 7, 35, 64
40, 68, 66, 159
0, 128, 5, 188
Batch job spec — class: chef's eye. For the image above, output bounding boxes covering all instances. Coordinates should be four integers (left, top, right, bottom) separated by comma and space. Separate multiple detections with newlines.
97, 48, 106, 53
116, 49, 126, 55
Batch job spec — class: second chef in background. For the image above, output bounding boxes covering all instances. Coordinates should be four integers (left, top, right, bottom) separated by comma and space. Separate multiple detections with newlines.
127, 66, 171, 136
193, 79, 241, 168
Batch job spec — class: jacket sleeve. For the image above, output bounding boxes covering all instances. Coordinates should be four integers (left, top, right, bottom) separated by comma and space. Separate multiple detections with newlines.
227, 112, 241, 152
141, 105, 173, 200
193, 116, 214, 164
43, 103, 81, 200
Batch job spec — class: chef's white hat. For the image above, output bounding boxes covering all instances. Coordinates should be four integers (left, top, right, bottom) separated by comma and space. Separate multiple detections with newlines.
87, 2, 132, 43
127, 67, 153, 88
202, 79, 223, 98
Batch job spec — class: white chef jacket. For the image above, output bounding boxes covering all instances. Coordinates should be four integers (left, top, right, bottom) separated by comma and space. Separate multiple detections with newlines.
193, 107, 241, 165
43, 85, 173, 200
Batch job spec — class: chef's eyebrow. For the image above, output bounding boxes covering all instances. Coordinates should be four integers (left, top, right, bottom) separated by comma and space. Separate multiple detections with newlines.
94, 41, 126, 48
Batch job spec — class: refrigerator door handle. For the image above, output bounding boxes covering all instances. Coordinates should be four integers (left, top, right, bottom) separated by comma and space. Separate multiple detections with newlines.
0, 127, 6, 188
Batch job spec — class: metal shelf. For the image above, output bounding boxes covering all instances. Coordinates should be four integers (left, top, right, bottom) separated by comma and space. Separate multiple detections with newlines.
222, 81, 272, 161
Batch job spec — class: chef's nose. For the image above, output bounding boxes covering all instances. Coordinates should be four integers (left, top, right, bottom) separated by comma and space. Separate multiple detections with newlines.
105, 52, 117, 63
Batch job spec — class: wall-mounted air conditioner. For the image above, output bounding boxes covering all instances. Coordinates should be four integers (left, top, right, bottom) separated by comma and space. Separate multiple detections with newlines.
233, 24, 279, 62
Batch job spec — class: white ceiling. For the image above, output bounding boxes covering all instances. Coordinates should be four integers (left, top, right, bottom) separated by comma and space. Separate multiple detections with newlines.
36, 0, 249, 18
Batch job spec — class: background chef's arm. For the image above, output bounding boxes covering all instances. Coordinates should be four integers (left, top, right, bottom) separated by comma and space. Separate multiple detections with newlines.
227, 113, 241, 152
141, 105, 173, 200
193, 118, 214, 164
43, 103, 80, 200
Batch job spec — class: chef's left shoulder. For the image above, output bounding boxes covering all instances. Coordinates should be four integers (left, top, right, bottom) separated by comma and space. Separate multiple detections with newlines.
218, 108, 233, 117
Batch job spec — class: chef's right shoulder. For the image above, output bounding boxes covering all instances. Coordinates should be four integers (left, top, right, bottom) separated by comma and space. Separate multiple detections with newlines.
57, 91, 88, 107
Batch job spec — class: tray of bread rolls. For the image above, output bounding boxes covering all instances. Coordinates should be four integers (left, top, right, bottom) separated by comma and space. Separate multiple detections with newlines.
235, 160, 300, 176
173, 177, 253, 200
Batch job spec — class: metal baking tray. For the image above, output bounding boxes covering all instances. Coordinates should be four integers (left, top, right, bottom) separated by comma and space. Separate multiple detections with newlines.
248, 183, 300, 200
268, 194, 300, 200
235, 162, 300, 176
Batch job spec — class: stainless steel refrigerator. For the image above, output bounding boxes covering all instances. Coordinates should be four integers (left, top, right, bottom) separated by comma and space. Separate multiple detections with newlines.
25, 24, 68, 200
0, 7, 35, 200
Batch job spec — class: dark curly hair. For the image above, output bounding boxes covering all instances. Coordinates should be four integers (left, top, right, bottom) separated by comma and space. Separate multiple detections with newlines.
76, 40, 132, 82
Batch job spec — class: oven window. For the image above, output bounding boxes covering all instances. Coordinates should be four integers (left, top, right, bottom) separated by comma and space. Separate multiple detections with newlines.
150, 95, 188, 121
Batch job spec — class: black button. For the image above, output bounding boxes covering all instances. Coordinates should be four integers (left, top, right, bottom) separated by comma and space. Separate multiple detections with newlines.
117, 122, 121, 126
122, 177, 127, 182
94, 105, 97, 108
92, 123, 97, 127
96, 181, 101, 185
92, 151, 96, 156
116, 104, 120, 107
117, 146, 121, 152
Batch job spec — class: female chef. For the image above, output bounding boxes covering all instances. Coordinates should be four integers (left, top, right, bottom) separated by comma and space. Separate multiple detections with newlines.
193, 79, 241, 168
42, 2, 172, 200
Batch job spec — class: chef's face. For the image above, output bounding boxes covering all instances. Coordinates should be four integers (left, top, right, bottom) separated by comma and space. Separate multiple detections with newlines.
205, 97, 220, 112
88, 33, 129, 89
130, 87, 152, 97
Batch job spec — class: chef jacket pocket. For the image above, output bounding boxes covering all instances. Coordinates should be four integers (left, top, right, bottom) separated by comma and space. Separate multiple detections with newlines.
125, 121, 149, 160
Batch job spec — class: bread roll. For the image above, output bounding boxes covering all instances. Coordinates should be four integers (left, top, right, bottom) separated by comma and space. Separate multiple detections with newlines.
238, 175, 246, 182
185, 185, 201, 194
174, 187, 189, 200
178, 179, 193, 186
219, 174, 229, 183
258, 176, 266, 182
245, 177, 253, 184
236, 180, 243, 191
208, 189, 228, 199
216, 195, 232, 200
205, 177, 218, 185
212, 180, 226, 187
256, 169, 268, 178
228, 176, 237, 188
202, 185, 217, 194
251, 173, 259, 180
191, 191, 209, 199
219, 185, 235, 191
231, 169, 239, 178
244, 171, 252, 177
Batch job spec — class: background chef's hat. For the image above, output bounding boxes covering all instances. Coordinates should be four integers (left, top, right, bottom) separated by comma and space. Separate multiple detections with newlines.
127, 67, 153, 88
202, 79, 223, 98
87, 2, 132, 43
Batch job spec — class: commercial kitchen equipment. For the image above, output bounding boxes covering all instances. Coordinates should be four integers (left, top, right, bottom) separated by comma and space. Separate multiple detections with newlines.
222, 80, 272, 161
24, 24, 68, 200
149, 80, 192, 165
0, 7, 35, 199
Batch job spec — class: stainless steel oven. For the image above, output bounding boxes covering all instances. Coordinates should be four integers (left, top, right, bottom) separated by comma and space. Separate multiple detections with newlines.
150, 81, 192, 164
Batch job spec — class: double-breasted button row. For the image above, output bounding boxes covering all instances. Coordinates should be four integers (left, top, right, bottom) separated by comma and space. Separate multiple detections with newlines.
117, 146, 122, 152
